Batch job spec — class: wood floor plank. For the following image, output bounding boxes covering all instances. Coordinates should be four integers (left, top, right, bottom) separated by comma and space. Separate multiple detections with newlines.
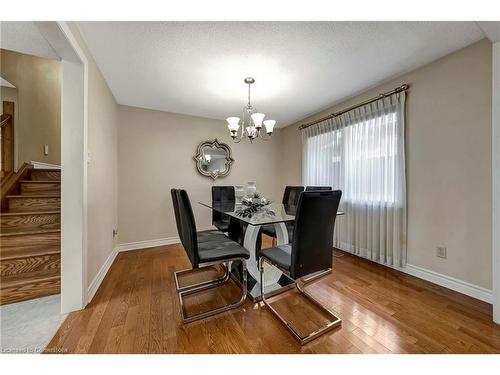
45, 242, 500, 354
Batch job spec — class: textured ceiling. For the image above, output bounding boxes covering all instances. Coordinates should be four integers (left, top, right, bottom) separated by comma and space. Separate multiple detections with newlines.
0, 21, 59, 60
78, 22, 486, 127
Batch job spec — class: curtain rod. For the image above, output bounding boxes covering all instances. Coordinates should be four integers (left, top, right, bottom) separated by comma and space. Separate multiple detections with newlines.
298, 83, 409, 131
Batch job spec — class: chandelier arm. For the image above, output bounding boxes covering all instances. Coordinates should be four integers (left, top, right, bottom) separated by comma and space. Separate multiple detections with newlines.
257, 129, 270, 141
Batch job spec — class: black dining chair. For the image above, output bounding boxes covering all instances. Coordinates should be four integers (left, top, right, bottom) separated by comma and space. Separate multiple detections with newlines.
171, 189, 232, 291
211, 186, 235, 232
305, 186, 332, 191
260, 186, 304, 244
258, 190, 343, 345
171, 189, 249, 323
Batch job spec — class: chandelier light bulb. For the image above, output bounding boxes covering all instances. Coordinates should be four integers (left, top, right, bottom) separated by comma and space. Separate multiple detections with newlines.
246, 126, 257, 138
263, 119, 276, 135
226, 117, 240, 135
251, 113, 265, 129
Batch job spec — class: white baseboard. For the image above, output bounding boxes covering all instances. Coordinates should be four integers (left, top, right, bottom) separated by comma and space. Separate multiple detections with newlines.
338, 249, 493, 304
117, 236, 180, 252
88, 237, 493, 306
400, 263, 493, 304
86, 237, 180, 304
30, 161, 61, 170
87, 246, 119, 303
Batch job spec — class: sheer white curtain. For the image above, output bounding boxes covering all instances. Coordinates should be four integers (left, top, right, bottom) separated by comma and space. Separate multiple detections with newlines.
302, 92, 407, 266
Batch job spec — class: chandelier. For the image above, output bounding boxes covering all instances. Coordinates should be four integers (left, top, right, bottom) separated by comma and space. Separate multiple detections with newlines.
226, 77, 276, 143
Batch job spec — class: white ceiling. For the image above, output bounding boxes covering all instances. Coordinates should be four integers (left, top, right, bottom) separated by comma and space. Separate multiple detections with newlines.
78, 22, 486, 127
0, 21, 59, 60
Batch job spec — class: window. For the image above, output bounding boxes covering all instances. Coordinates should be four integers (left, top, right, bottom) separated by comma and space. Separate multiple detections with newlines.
303, 111, 401, 205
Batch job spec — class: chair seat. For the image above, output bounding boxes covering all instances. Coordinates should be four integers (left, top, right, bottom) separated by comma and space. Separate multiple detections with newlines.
260, 245, 292, 271
197, 229, 229, 243
198, 236, 250, 263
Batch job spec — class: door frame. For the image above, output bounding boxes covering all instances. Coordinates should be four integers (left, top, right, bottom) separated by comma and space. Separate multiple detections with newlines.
36, 21, 89, 313
493, 41, 500, 324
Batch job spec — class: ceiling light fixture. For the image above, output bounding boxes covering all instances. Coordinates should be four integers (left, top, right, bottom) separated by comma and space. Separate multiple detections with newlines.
226, 77, 276, 143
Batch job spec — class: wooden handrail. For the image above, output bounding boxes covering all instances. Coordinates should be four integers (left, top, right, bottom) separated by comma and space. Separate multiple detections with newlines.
1, 162, 30, 202
0, 114, 11, 128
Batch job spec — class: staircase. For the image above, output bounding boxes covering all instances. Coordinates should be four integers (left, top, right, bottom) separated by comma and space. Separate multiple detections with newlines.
0, 167, 61, 305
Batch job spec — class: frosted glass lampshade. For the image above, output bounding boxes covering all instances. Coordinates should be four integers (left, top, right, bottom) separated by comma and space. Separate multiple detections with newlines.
246, 126, 257, 138
251, 113, 265, 128
226, 117, 240, 133
263, 119, 276, 134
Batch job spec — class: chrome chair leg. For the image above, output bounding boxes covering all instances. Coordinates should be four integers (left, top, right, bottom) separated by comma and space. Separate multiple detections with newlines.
174, 262, 230, 292
178, 259, 248, 324
259, 257, 341, 345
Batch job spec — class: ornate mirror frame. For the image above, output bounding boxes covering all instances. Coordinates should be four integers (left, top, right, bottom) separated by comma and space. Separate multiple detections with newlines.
193, 138, 235, 180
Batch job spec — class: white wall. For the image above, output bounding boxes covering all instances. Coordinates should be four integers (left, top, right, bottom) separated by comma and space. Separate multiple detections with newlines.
66, 23, 119, 293
0, 49, 61, 166
280, 39, 493, 291
117, 105, 283, 245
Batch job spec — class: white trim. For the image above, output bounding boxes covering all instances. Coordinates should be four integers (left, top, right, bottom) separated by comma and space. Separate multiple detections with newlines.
86, 237, 180, 302
89, 235, 493, 306
340, 249, 493, 303
55, 21, 89, 313
30, 161, 61, 170
399, 264, 493, 304
493, 41, 500, 323
117, 236, 180, 252
87, 246, 119, 303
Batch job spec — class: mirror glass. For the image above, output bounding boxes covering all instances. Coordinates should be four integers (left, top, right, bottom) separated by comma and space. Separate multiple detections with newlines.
198, 145, 229, 173
194, 139, 234, 180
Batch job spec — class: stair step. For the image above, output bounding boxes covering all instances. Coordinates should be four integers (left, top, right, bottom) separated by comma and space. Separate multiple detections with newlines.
6, 195, 60, 212
20, 180, 61, 195
1, 253, 60, 276
0, 269, 60, 305
0, 211, 60, 233
29, 169, 60, 181
0, 230, 60, 259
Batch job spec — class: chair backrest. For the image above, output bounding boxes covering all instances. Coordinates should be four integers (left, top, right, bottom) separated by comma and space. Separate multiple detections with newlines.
305, 186, 332, 191
172, 189, 199, 267
212, 186, 235, 223
282, 186, 304, 206
171, 189, 183, 240
290, 190, 342, 279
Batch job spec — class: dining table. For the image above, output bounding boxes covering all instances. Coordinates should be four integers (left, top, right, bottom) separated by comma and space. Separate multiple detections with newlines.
199, 199, 344, 301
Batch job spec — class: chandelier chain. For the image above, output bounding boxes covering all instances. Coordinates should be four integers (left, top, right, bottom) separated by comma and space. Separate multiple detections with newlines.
247, 82, 251, 108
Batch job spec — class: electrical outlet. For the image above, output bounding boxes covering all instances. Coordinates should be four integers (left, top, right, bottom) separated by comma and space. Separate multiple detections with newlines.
113, 229, 118, 238
44, 144, 49, 156
436, 246, 447, 259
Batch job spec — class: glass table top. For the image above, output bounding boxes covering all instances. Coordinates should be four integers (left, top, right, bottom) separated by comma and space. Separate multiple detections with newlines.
200, 201, 344, 226
199, 201, 297, 226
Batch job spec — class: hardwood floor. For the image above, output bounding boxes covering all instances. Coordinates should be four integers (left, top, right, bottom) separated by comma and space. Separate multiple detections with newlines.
45, 238, 500, 354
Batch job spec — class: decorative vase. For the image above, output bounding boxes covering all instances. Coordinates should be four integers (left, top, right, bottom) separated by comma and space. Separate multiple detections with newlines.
235, 185, 245, 204
245, 182, 257, 197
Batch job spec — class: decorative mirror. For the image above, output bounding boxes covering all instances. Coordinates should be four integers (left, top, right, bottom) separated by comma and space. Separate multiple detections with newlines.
193, 139, 234, 180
